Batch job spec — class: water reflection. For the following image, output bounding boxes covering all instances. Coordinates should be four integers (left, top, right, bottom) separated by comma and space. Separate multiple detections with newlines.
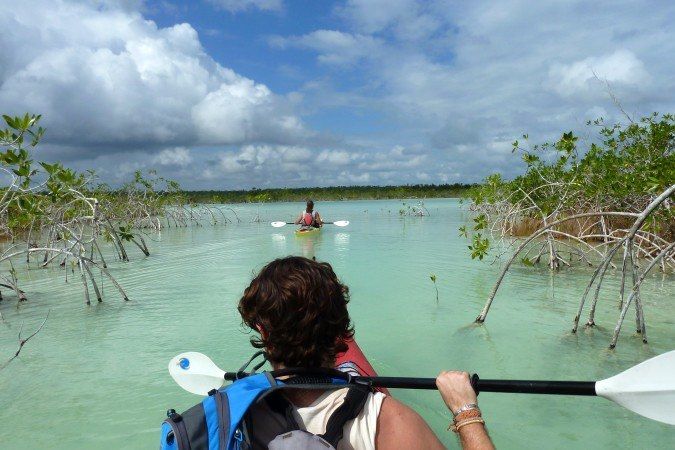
270, 233, 286, 252
334, 232, 350, 252
296, 233, 323, 259
334, 232, 350, 244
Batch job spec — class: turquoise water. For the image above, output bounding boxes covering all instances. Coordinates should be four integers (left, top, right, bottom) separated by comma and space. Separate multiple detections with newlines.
0, 199, 673, 449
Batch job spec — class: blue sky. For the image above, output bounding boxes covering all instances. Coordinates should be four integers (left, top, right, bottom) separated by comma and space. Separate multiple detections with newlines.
1, 0, 674, 189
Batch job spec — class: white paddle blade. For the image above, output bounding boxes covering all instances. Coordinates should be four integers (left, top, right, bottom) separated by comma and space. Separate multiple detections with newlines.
333, 220, 349, 227
168, 352, 226, 395
595, 350, 675, 425
270, 221, 287, 228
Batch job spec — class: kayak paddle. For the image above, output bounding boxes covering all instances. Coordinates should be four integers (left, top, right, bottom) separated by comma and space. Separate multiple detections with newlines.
169, 350, 675, 425
270, 220, 349, 227
169, 352, 225, 395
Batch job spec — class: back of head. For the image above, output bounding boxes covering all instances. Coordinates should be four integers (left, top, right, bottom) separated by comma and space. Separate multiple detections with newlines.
306, 200, 314, 212
238, 256, 353, 368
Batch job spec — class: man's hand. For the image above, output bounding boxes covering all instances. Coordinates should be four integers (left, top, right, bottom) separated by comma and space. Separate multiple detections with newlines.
436, 371, 477, 413
436, 371, 495, 450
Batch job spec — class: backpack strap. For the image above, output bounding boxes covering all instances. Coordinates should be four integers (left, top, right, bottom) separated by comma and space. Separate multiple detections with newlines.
214, 391, 230, 449
264, 391, 302, 433
166, 410, 193, 450
174, 418, 192, 450
319, 386, 370, 448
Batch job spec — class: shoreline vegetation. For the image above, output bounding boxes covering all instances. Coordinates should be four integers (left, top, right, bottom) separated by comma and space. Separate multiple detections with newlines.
0, 115, 230, 311
460, 112, 674, 348
180, 184, 474, 204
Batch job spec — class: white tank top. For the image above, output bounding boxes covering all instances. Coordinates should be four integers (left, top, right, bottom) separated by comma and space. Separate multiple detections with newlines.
251, 388, 386, 450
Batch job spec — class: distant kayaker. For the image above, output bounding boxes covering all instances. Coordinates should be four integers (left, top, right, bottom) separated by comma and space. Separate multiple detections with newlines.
238, 256, 495, 450
295, 199, 323, 228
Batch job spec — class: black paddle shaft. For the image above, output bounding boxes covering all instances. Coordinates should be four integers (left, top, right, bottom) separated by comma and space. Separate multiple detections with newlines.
224, 370, 597, 396
355, 375, 597, 396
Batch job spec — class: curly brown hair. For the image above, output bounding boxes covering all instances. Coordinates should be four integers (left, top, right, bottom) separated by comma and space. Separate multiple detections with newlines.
238, 256, 354, 367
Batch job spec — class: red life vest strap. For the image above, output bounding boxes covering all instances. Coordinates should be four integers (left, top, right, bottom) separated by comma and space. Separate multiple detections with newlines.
302, 211, 315, 226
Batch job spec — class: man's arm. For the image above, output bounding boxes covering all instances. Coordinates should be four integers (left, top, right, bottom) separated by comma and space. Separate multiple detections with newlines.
436, 371, 495, 450
375, 396, 445, 450
376, 371, 496, 450
294, 213, 302, 224
315, 212, 323, 226
456, 422, 494, 450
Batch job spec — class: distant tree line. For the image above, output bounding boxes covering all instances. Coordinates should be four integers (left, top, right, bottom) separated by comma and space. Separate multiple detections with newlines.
182, 183, 475, 204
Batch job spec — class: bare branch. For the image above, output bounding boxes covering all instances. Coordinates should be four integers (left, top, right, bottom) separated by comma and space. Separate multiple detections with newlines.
0, 310, 50, 370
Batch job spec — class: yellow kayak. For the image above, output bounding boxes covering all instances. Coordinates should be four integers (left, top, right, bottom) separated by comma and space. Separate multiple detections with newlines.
295, 227, 321, 237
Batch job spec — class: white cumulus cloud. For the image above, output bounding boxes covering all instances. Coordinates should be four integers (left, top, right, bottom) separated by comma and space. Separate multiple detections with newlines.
316, 150, 353, 165
270, 30, 383, 66
275, 0, 675, 185
548, 50, 650, 98
153, 147, 193, 167
207, 0, 283, 13
196, 143, 434, 188
0, 0, 304, 150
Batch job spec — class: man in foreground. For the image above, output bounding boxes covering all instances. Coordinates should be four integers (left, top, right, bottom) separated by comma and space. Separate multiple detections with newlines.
238, 256, 495, 449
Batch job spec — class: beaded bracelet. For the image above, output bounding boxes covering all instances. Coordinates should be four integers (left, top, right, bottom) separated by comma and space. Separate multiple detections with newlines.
447, 407, 483, 432
455, 409, 482, 422
451, 417, 485, 433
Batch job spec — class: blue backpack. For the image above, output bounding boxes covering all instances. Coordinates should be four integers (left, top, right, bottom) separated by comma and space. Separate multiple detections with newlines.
160, 368, 371, 450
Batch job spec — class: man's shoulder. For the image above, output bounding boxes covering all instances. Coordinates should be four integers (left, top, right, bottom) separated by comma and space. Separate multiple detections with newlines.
378, 396, 423, 426
376, 396, 445, 450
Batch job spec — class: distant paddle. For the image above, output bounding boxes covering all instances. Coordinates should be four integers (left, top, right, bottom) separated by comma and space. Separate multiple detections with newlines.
169, 350, 675, 425
270, 220, 349, 228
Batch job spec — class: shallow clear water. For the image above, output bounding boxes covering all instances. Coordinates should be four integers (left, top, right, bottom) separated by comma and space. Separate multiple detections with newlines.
0, 199, 673, 449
